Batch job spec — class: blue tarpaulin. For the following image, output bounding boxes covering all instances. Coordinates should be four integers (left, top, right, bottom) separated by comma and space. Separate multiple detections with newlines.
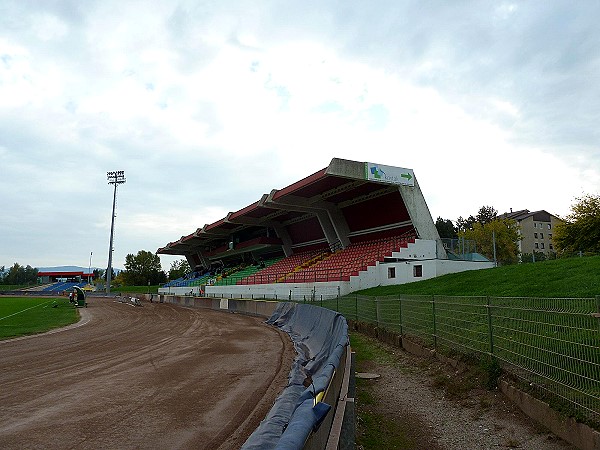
242, 302, 349, 450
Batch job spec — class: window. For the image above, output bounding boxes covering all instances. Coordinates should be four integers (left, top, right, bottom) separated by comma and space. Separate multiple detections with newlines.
534, 233, 538, 238
388, 267, 396, 279
540, 233, 544, 239
535, 243, 539, 249
413, 265, 423, 277
549, 233, 552, 239
541, 243, 545, 249
534, 223, 537, 228
548, 224, 551, 229
550, 243, 553, 250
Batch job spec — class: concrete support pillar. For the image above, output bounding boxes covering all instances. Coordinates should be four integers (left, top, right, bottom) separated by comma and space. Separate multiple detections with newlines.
325, 206, 351, 248
272, 223, 294, 256
398, 179, 447, 259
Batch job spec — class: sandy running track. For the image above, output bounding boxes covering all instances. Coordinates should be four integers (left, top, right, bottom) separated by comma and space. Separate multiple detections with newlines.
0, 298, 295, 450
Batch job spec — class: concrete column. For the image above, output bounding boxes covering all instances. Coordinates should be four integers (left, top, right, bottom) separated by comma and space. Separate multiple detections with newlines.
272, 223, 293, 256
316, 211, 339, 249
398, 178, 447, 259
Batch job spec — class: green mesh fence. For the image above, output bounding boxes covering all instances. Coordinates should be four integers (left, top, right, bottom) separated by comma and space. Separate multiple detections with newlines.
326, 294, 600, 423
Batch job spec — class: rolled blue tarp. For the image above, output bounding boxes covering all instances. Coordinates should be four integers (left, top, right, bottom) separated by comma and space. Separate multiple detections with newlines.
242, 302, 349, 450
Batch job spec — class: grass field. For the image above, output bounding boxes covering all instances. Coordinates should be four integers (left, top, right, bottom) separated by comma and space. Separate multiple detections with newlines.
0, 297, 79, 340
0, 285, 31, 291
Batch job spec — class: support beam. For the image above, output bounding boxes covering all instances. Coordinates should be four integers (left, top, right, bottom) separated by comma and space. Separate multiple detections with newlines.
398, 178, 446, 258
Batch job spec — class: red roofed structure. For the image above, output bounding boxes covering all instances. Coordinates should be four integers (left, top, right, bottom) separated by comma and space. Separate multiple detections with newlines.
158, 158, 492, 298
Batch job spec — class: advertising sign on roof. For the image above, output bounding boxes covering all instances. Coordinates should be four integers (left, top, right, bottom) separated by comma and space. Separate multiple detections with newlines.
365, 162, 415, 186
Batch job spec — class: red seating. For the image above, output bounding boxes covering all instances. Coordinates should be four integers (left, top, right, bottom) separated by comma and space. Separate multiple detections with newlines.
237, 234, 416, 284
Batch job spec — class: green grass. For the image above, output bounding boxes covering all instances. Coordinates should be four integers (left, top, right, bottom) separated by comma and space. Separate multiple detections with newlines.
357, 255, 600, 298
0, 297, 79, 340
0, 285, 31, 291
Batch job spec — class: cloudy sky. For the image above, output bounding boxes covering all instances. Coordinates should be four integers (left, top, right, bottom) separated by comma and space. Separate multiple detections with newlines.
1, 1, 598, 272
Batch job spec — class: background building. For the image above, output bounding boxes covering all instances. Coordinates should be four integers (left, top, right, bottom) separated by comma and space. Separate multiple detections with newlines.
500, 209, 563, 258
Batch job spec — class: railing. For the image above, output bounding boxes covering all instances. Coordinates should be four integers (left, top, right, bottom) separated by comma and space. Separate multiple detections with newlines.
314, 294, 600, 424
220, 235, 416, 286
440, 237, 479, 259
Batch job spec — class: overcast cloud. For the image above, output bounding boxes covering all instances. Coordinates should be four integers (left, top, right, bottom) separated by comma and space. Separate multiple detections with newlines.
1, 0, 598, 271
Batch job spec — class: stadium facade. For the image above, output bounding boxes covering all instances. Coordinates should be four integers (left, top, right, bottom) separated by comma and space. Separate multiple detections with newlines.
158, 158, 493, 298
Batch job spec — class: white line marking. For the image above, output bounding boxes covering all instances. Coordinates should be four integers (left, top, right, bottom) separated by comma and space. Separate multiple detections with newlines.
0, 299, 54, 321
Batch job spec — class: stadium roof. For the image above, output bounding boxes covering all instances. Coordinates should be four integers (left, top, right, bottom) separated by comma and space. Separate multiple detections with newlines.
158, 158, 442, 261
38, 271, 92, 277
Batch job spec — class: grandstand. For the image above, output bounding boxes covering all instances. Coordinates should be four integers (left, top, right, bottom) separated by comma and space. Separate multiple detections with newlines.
158, 158, 493, 298
35, 270, 91, 293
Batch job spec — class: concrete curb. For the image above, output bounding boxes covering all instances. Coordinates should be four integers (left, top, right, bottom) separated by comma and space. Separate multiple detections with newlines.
499, 380, 600, 450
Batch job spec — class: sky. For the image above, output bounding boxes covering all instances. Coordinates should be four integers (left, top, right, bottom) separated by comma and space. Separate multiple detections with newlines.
1, 1, 599, 272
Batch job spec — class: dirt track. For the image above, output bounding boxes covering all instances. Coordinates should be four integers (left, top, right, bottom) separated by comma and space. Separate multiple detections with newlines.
0, 298, 295, 450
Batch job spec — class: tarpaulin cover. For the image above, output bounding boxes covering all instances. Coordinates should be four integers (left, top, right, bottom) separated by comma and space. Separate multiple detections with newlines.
242, 302, 349, 450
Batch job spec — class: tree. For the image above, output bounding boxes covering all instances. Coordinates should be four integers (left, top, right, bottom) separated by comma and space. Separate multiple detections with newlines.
456, 206, 499, 233
459, 218, 520, 265
554, 194, 600, 254
168, 259, 191, 280
122, 250, 166, 286
475, 205, 498, 225
103, 268, 116, 282
456, 215, 476, 232
3, 263, 38, 285
113, 271, 127, 287
435, 217, 458, 239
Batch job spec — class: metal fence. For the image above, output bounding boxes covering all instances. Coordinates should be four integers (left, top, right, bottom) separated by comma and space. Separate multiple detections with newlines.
306, 294, 600, 423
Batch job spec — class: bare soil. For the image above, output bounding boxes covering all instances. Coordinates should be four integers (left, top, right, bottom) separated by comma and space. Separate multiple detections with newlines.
355, 334, 578, 450
0, 298, 295, 450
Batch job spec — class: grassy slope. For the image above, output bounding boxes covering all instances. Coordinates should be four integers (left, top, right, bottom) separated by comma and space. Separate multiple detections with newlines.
112, 285, 160, 294
358, 256, 600, 298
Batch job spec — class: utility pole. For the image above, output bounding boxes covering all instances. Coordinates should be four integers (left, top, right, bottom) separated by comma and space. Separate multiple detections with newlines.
492, 230, 497, 267
89, 251, 93, 284
106, 171, 126, 294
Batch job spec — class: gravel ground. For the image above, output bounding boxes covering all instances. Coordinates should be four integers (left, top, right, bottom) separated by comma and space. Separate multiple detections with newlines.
356, 335, 577, 450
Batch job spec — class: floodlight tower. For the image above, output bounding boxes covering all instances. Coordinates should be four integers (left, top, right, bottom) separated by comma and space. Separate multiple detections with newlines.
106, 170, 126, 294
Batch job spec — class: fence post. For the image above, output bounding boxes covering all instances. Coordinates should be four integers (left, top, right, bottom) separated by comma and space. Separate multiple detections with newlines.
595, 296, 600, 332
432, 295, 437, 349
398, 294, 403, 335
487, 296, 494, 355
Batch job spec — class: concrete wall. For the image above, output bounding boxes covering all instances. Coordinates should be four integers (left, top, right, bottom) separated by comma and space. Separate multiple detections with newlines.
159, 294, 279, 318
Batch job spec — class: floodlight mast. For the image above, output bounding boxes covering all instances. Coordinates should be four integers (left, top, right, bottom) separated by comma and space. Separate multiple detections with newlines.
106, 171, 126, 294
